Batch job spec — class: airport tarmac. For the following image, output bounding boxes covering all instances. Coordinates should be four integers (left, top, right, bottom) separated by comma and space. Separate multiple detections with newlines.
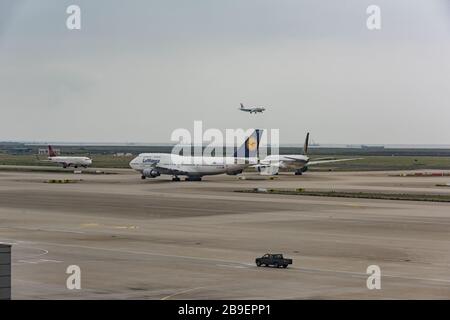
0, 168, 449, 299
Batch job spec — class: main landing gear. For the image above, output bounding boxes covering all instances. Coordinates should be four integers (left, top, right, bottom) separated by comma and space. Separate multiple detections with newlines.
171, 176, 201, 181
185, 176, 202, 181
295, 167, 308, 175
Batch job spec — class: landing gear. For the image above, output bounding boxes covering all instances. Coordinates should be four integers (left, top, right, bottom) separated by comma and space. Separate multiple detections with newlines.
141, 175, 146, 180
172, 176, 181, 182
295, 167, 308, 175
185, 176, 202, 181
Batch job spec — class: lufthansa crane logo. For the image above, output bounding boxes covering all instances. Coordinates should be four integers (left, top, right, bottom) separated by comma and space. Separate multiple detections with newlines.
247, 137, 257, 151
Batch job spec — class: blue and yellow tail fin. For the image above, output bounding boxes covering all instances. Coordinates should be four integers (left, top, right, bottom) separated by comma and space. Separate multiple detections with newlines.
234, 129, 263, 158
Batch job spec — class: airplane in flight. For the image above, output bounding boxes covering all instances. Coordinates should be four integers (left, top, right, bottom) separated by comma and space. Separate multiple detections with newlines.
41, 145, 93, 168
238, 103, 266, 114
130, 130, 263, 181
255, 133, 363, 176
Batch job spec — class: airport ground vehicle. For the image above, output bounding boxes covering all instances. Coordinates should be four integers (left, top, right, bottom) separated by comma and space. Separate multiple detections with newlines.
255, 253, 293, 268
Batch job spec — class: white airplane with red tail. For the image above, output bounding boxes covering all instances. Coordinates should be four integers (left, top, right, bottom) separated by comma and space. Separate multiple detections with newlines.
43, 145, 92, 168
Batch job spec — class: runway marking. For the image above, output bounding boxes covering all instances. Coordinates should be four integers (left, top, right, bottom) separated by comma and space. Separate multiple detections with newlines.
112, 225, 139, 230
18, 240, 248, 265
0, 238, 63, 266
161, 286, 206, 300
81, 223, 99, 227
0, 226, 85, 234
216, 264, 249, 269
11, 239, 450, 285
15, 259, 63, 266
79, 224, 139, 230
38, 228, 85, 234
293, 266, 450, 284
81, 223, 139, 230
16, 247, 49, 259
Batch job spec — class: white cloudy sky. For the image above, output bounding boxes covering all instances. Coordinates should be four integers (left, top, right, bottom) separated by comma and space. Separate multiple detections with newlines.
1, 0, 450, 144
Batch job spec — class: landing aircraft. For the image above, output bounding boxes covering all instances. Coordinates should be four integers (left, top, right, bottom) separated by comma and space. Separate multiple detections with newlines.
255, 133, 362, 176
42, 145, 92, 168
238, 103, 266, 114
130, 130, 263, 181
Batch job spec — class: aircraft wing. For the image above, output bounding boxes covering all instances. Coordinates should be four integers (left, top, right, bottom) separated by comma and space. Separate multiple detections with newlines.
306, 157, 339, 161
306, 158, 363, 166
140, 158, 189, 175
283, 156, 308, 162
252, 162, 282, 168
153, 163, 190, 176
35, 155, 53, 163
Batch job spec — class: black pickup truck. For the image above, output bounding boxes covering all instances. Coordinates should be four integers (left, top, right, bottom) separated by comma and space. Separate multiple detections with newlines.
255, 253, 293, 268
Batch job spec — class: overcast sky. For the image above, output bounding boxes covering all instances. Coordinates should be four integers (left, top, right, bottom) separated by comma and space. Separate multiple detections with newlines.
1, 0, 450, 144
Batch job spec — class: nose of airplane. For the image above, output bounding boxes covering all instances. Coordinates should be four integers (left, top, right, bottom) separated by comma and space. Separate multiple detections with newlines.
129, 157, 138, 169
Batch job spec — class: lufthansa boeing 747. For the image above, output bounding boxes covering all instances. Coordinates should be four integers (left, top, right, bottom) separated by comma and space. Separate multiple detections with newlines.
130, 130, 263, 181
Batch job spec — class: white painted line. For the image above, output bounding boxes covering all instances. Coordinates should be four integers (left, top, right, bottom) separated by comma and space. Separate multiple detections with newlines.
161, 286, 205, 300
216, 264, 248, 269
6, 239, 450, 285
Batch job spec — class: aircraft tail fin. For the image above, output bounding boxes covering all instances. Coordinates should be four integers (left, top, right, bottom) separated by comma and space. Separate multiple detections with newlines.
240, 103, 244, 109
48, 145, 57, 157
234, 129, 263, 158
303, 132, 309, 155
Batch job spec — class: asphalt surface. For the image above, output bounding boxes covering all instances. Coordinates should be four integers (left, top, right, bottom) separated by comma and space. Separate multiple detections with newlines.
0, 168, 449, 299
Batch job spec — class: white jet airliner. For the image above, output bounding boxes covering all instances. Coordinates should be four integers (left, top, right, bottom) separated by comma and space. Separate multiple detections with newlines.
255, 133, 363, 176
130, 130, 263, 181
44, 145, 92, 168
238, 103, 266, 114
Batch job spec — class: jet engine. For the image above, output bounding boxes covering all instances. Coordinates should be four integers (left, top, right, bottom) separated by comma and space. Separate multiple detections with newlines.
142, 168, 160, 178
226, 169, 243, 175
257, 165, 279, 176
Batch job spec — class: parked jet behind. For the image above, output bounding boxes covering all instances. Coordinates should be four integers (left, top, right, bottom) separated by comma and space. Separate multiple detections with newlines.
239, 103, 266, 114
43, 145, 92, 168
255, 133, 362, 176
130, 130, 263, 181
